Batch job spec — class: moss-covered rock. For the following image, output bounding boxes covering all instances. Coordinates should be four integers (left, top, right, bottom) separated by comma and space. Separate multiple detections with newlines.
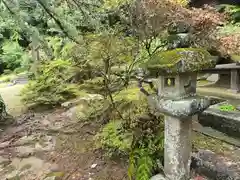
140, 48, 217, 76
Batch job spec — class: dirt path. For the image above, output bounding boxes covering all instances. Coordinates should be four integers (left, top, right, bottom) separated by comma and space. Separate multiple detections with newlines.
0, 84, 127, 180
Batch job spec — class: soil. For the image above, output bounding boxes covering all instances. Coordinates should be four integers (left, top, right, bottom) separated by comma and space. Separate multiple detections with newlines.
0, 82, 127, 180
0, 108, 128, 180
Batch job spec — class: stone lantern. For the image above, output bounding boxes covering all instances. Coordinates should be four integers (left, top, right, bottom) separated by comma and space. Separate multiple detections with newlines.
139, 48, 218, 180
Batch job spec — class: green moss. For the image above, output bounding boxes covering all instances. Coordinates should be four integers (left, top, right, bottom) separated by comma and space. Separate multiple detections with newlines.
140, 48, 216, 75
230, 54, 240, 63
113, 83, 152, 102
219, 104, 236, 112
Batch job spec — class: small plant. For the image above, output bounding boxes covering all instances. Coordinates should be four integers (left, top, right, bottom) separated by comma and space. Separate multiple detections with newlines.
219, 104, 236, 112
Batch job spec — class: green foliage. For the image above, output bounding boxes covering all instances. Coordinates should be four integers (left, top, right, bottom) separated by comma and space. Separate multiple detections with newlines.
218, 24, 240, 36
0, 41, 24, 70
219, 5, 240, 23
95, 87, 164, 179
79, 77, 105, 94
135, 152, 154, 180
103, 0, 133, 9
21, 59, 78, 106
75, 98, 111, 122
219, 104, 236, 112
0, 73, 17, 82
95, 120, 133, 156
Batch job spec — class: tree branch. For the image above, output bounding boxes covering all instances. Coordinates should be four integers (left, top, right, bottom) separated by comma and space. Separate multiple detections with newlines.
35, 0, 80, 44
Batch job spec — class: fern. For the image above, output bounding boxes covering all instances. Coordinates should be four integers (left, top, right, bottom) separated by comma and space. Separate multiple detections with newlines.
128, 149, 154, 180
128, 151, 135, 180
136, 153, 154, 180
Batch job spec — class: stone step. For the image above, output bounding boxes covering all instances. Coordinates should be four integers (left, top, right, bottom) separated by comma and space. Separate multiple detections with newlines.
198, 101, 240, 139
192, 149, 240, 180
193, 123, 240, 148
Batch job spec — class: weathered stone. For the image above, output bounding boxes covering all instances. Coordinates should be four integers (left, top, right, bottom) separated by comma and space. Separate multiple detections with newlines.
198, 101, 240, 138
61, 94, 103, 109
191, 150, 240, 180
164, 116, 192, 180
150, 174, 167, 180
140, 48, 217, 76
148, 95, 211, 119
143, 47, 214, 180
197, 73, 211, 81
16, 146, 36, 158
207, 74, 219, 82
236, 106, 240, 111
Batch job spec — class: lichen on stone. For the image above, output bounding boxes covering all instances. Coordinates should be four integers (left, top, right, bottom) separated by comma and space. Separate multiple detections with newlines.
140, 48, 217, 75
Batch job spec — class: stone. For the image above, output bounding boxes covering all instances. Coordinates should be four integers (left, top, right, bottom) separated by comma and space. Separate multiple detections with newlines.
0, 141, 10, 149
140, 48, 217, 76
150, 174, 167, 180
61, 94, 103, 109
143, 47, 214, 180
148, 95, 211, 119
192, 150, 240, 180
197, 73, 211, 81
16, 146, 36, 158
198, 101, 240, 138
206, 74, 219, 82
14, 135, 36, 146
91, 164, 97, 169
236, 105, 240, 111
164, 116, 192, 180
0, 156, 10, 165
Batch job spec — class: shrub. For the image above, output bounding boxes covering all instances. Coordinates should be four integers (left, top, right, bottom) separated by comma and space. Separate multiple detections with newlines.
21, 59, 79, 106
95, 86, 164, 180
0, 41, 24, 71
95, 120, 133, 156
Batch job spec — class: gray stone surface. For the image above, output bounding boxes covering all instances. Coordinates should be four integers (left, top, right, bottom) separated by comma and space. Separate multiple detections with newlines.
207, 74, 219, 82
193, 125, 240, 147
156, 73, 197, 99
164, 116, 192, 180
199, 101, 240, 138
192, 150, 240, 180
150, 174, 167, 180
148, 95, 211, 119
